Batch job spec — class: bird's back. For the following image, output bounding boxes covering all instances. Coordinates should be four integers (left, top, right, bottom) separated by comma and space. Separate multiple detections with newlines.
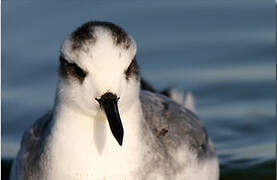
139, 90, 219, 179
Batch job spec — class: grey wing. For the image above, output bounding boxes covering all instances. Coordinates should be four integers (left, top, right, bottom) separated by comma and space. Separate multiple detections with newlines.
10, 111, 53, 180
140, 90, 216, 160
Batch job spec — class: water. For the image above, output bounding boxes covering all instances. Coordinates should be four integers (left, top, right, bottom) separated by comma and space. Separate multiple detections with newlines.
2, 0, 275, 179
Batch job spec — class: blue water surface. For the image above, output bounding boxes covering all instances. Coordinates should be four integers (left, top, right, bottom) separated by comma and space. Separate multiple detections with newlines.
2, 0, 276, 179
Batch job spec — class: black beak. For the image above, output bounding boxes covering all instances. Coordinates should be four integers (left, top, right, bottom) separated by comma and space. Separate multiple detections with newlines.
96, 92, 124, 146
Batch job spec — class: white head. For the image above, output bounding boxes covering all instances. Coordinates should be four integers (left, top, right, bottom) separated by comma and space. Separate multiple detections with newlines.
57, 21, 140, 145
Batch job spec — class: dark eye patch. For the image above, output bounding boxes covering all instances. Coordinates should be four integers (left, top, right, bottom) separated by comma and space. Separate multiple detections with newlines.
124, 57, 139, 80
59, 56, 87, 83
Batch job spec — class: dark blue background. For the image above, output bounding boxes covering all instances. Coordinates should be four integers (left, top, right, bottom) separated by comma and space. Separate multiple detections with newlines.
2, 0, 275, 179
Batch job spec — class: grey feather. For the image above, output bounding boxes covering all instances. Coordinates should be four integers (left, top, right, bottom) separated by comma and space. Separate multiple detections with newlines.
139, 90, 216, 178
10, 112, 53, 180
140, 90, 215, 158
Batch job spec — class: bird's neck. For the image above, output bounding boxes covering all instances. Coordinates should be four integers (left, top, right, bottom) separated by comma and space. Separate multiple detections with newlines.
47, 99, 144, 179
52, 99, 143, 143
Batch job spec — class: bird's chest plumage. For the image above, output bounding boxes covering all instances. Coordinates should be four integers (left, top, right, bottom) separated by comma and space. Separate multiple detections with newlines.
46, 116, 143, 180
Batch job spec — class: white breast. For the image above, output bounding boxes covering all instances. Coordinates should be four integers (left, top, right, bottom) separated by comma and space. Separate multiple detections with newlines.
46, 103, 143, 180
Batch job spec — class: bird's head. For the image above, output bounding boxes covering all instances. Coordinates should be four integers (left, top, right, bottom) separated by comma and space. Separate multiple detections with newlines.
57, 21, 140, 145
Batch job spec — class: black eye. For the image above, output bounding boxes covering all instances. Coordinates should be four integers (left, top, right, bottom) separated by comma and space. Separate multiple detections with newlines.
73, 64, 86, 79
59, 55, 87, 83
124, 57, 139, 80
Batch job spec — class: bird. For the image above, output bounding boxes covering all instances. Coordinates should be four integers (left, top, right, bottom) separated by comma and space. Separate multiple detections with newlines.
10, 21, 219, 180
